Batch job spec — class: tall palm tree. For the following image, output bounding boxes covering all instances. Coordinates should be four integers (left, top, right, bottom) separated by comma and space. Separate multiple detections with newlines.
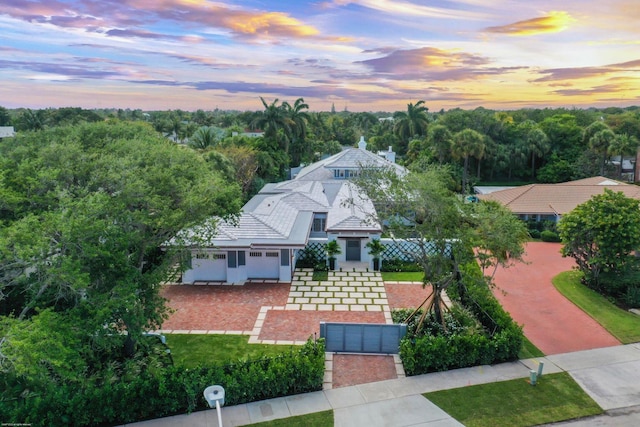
393, 100, 429, 154
427, 124, 452, 164
451, 128, 485, 194
525, 127, 550, 179
590, 129, 616, 176
251, 97, 293, 157
188, 126, 225, 150
282, 98, 310, 166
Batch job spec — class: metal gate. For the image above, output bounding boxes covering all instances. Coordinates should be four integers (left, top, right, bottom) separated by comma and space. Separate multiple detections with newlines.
320, 322, 407, 354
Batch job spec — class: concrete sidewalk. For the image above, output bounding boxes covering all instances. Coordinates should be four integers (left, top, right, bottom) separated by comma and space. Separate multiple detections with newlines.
124, 343, 640, 427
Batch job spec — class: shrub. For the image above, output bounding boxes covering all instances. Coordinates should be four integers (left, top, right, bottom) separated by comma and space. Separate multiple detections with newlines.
529, 229, 541, 239
397, 270, 523, 376
0, 338, 325, 427
540, 230, 561, 242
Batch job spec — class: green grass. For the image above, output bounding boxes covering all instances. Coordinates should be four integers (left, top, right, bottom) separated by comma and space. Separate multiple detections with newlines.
424, 372, 602, 427
312, 270, 328, 281
381, 271, 423, 282
553, 271, 640, 343
166, 334, 299, 368
246, 410, 333, 426
518, 336, 545, 359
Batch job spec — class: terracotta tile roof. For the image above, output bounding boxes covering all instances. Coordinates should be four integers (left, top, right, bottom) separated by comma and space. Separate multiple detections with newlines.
479, 176, 640, 216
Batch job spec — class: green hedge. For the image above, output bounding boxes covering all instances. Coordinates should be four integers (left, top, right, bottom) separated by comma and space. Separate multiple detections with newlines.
399, 277, 522, 376
380, 258, 422, 272
0, 338, 325, 427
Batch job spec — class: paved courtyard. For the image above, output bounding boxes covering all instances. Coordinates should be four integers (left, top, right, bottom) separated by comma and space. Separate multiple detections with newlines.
160, 267, 432, 389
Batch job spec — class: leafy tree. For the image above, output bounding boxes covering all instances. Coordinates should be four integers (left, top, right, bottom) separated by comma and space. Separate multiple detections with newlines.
451, 128, 485, 194
0, 121, 241, 376
0, 107, 11, 126
584, 121, 616, 176
352, 166, 527, 330
559, 189, 640, 286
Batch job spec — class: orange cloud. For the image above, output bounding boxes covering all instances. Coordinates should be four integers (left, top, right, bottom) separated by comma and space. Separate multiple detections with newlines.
485, 11, 575, 36
224, 11, 319, 38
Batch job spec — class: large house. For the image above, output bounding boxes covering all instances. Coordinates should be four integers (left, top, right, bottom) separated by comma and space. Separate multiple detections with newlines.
181, 137, 405, 284
478, 176, 640, 222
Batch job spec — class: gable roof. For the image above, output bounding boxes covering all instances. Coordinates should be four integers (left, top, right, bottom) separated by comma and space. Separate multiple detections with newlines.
479, 176, 640, 216
196, 144, 408, 248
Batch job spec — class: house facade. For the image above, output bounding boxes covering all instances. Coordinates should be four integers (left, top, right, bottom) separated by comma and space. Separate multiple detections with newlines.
478, 176, 640, 222
181, 137, 405, 284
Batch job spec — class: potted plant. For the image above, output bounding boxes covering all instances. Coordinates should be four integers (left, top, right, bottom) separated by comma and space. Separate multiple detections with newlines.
366, 238, 384, 271
325, 240, 341, 270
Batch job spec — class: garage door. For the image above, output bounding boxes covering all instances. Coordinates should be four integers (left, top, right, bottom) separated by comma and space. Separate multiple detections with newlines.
247, 251, 280, 279
191, 252, 226, 281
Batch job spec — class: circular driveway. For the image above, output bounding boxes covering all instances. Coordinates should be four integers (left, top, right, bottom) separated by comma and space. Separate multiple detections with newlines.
492, 242, 620, 355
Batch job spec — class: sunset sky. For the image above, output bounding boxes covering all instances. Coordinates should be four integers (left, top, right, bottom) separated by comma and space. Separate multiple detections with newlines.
1, 0, 638, 112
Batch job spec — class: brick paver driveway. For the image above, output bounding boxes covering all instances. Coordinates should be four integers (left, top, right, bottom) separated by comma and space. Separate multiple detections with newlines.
492, 242, 620, 355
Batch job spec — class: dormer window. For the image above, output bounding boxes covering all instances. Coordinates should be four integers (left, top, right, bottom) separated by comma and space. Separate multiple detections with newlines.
310, 213, 327, 237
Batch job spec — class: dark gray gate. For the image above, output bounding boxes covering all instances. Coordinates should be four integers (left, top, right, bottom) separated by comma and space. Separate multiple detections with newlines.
320, 322, 407, 354
345, 239, 361, 261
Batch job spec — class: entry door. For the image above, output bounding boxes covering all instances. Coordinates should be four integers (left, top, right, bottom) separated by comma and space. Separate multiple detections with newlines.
346, 239, 361, 261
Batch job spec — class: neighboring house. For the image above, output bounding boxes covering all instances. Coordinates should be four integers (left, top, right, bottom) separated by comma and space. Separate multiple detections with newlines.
478, 176, 640, 222
0, 126, 15, 139
181, 137, 405, 284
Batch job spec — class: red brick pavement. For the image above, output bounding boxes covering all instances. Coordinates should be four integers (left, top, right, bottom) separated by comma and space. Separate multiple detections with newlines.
385, 283, 431, 310
161, 283, 289, 331
258, 310, 386, 341
492, 242, 620, 355
332, 354, 398, 388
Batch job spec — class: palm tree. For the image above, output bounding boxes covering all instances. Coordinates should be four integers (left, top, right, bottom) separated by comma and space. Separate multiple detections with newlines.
282, 98, 310, 166
451, 128, 485, 194
188, 126, 225, 150
393, 101, 429, 154
251, 97, 293, 156
427, 124, 452, 164
590, 129, 616, 176
525, 127, 550, 179
608, 133, 639, 179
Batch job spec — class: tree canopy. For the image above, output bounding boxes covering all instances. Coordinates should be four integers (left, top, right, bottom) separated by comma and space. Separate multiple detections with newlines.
0, 121, 241, 381
559, 189, 640, 286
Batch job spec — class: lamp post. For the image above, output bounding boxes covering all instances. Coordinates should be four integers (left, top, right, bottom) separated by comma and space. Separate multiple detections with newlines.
203, 385, 225, 427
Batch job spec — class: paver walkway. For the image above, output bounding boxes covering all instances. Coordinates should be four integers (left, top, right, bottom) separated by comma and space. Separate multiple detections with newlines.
492, 242, 620, 355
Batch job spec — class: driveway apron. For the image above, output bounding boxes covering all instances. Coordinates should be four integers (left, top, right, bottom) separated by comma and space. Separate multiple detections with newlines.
492, 242, 620, 355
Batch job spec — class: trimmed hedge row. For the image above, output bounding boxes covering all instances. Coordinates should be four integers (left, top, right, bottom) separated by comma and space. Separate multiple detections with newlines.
1, 338, 325, 427
399, 279, 522, 376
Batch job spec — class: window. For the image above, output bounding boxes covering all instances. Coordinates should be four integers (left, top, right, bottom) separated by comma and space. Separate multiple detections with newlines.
312, 217, 326, 233
265, 252, 279, 257
250, 251, 262, 257
227, 251, 237, 268
195, 253, 209, 259
213, 253, 226, 260
281, 249, 290, 266
238, 251, 246, 266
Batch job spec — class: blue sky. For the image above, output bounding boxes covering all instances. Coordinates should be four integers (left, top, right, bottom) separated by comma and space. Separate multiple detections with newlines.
1, 0, 638, 111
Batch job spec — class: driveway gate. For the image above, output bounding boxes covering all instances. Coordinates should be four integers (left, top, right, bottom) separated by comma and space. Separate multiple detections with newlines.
320, 322, 407, 354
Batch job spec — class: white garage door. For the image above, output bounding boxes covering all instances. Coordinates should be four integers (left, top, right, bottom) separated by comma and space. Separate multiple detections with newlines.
247, 251, 280, 279
191, 252, 226, 281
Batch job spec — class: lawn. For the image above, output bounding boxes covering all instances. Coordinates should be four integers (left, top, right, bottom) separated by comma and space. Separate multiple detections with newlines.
381, 271, 423, 282
553, 271, 640, 343
166, 334, 300, 368
518, 336, 544, 359
246, 410, 333, 426
424, 372, 602, 427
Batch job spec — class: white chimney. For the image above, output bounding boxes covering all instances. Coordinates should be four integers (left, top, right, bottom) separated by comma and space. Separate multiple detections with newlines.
358, 136, 367, 150
386, 146, 396, 163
